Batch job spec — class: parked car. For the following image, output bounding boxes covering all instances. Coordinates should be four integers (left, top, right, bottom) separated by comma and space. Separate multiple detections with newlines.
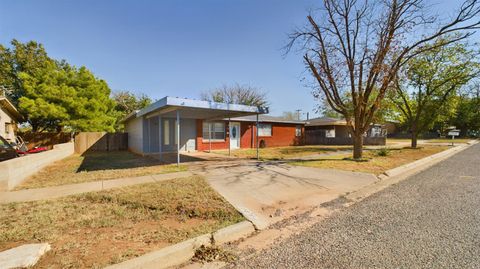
10, 135, 49, 155
0, 135, 19, 162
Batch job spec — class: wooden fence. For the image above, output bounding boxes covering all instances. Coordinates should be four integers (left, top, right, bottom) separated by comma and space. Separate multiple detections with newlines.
74, 132, 128, 154
305, 130, 386, 146
18, 132, 73, 150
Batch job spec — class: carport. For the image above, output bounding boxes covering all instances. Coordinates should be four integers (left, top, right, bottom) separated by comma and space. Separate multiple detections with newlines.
121, 96, 267, 166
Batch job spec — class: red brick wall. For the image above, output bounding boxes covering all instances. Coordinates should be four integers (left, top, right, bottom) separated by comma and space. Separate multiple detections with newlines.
195, 120, 304, 151
196, 119, 231, 151
241, 122, 304, 148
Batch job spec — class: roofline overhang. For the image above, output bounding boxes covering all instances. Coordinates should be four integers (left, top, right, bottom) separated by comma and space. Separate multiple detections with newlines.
0, 97, 23, 122
230, 118, 306, 125
122, 96, 268, 123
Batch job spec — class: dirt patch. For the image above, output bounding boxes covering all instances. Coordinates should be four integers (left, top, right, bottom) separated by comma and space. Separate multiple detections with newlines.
0, 176, 244, 268
15, 151, 187, 190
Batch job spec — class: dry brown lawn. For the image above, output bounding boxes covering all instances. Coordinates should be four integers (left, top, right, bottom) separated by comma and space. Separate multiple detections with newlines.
0, 176, 243, 268
15, 151, 187, 190
291, 146, 449, 175
214, 145, 351, 160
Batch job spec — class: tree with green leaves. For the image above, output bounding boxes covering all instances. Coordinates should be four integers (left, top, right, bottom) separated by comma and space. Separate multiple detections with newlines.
391, 38, 479, 147
201, 83, 268, 107
0, 40, 53, 105
451, 83, 480, 137
18, 62, 116, 132
112, 90, 152, 130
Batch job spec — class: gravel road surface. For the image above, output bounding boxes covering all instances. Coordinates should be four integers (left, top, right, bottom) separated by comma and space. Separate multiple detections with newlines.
231, 143, 480, 269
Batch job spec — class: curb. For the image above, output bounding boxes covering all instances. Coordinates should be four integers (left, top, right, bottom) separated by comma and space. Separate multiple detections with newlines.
383, 142, 474, 178
213, 221, 256, 245
104, 221, 256, 269
347, 141, 478, 202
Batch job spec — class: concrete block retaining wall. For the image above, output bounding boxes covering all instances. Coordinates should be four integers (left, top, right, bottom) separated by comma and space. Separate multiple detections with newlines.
0, 142, 74, 191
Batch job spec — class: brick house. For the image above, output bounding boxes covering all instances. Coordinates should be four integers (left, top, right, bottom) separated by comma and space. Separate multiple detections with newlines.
122, 97, 305, 162
196, 115, 305, 151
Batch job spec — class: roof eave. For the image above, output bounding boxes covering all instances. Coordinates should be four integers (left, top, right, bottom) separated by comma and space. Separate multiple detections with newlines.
0, 97, 23, 122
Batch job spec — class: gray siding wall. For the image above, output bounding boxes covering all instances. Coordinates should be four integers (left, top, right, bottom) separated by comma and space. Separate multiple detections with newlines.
148, 116, 160, 153
180, 118, 196, 152
125, 117, 143, 154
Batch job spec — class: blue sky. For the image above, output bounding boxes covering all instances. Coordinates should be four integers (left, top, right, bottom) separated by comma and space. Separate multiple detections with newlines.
0, 0, 467, 117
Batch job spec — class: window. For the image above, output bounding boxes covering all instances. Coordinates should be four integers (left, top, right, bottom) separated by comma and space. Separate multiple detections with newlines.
295, 125, 302, 137
4, 123, 9, 134
325, 129, 335, 138
202, 121, 225, 140
163, 120, 170, 145
258, 123, 272, 137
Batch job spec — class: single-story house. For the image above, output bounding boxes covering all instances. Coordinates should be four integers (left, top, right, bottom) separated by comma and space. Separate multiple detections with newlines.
121, 96, 305, 162
0, 90, 22, 142
304, 117, 386, 145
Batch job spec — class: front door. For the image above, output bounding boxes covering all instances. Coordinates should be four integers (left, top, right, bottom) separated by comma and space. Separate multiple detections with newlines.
229, 122, 241, 150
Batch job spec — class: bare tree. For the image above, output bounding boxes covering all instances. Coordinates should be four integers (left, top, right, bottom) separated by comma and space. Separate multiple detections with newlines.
287, 0, 480, 159
201, 83, 269, 107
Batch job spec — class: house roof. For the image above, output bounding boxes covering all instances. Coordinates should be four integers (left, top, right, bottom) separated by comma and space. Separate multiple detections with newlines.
0, 95, 22, 122
229, 115, 305, 125
305, 117, 347, 126
121, 96, 267, 123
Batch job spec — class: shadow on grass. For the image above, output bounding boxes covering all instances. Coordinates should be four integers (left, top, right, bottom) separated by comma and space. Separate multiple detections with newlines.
77, 151, 206, 172
77, 151, 162, 172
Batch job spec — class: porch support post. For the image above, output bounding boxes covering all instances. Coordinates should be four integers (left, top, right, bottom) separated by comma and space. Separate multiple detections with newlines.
208, 121, 212, 153
228, 118, 231, 156
158, 116, 162, 161
256, 113, 259, 160
176, 110, 180, 166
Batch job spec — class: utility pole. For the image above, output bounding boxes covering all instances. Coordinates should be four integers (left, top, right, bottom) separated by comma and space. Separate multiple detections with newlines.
295, 109, 302, 120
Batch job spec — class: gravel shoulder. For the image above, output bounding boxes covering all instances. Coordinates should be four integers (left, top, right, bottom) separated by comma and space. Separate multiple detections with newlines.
229, 143, 480, 269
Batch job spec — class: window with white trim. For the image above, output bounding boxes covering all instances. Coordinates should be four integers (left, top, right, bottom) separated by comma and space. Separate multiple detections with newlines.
202, 121, 225, 140
295, 125, 302, 137
258, 123, 272, 137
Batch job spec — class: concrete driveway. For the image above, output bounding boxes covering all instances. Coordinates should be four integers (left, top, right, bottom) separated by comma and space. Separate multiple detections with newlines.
192, 160, 377, 229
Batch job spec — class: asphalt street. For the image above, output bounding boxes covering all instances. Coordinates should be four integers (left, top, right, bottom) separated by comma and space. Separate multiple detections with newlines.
231, 143, 480, 269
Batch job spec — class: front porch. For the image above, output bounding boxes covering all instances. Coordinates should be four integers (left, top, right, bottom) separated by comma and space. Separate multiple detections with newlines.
124, 97, 267, 165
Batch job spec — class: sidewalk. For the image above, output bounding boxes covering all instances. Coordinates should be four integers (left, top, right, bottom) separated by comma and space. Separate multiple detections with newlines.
0, 171, 193, 204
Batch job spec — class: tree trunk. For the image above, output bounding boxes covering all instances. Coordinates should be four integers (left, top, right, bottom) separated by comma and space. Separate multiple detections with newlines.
411, 123, 418, 148
411, 131, 418, 148
353, 134, 364, 159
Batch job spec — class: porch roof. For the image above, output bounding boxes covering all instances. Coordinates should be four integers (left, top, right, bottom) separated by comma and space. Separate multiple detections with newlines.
121, 96, 268, 123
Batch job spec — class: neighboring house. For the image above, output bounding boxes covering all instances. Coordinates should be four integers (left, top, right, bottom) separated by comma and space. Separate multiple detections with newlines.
305, 117, 386, 145
0, 91, 22, 141
121, 96, 305, 157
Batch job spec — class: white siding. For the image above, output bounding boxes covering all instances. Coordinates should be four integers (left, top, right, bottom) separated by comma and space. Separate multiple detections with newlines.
125, 117, 143, 154
0, 108, 16, 141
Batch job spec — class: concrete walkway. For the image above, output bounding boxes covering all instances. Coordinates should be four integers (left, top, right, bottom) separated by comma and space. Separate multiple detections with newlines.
0, 171, 193, 204
192, 160, 377, 229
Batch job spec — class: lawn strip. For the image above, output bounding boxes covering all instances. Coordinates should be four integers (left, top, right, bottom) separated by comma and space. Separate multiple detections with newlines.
290, 146, 449, 175
1, 176, 243, 268
15, 151, 187, 190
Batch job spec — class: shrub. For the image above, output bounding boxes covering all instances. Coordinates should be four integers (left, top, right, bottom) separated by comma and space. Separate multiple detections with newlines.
376, 148, 390, 156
